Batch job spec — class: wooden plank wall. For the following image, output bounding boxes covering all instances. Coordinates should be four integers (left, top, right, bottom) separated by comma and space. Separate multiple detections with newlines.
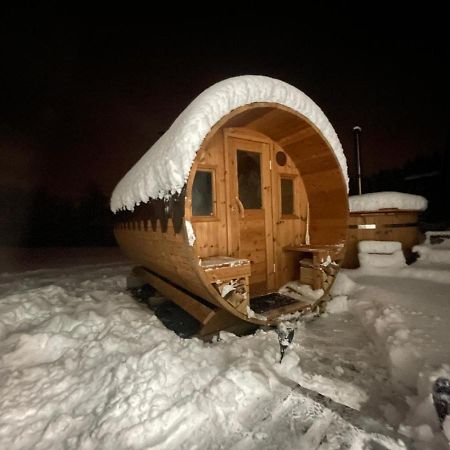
114, 223, 219, 305
284, 135, 348, 250
190, 127, 310, 291
271, 143, 308, 289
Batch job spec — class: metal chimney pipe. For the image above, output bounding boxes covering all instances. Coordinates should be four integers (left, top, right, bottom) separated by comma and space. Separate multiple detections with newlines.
353, 126, 362, 195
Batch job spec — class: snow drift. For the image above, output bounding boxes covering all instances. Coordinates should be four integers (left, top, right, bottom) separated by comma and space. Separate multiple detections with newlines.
349, 192, 427, 212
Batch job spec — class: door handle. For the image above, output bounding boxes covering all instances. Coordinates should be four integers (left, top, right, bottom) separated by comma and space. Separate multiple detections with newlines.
235, 197, 245, 219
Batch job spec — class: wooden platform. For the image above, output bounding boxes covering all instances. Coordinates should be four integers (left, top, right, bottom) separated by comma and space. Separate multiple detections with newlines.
251, 292, 299, 313
250, 292, 316, 321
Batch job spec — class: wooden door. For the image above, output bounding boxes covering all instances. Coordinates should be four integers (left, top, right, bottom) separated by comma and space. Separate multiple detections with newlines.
226, 135, 275, 295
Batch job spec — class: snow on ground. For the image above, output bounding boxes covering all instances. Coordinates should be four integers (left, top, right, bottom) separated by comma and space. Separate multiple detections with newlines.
353, 237, 450, 286
414, 233, 450, 267
1, 242, 449, 449
349, 192, 428, 212
0, 250, 408, 450
343, 235, 450, 449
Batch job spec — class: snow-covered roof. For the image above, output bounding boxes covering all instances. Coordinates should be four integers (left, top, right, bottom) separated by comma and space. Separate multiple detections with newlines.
111, 75, 348, 212
349, 192, 428, 212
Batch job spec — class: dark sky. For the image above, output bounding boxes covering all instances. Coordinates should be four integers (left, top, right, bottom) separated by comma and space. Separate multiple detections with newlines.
1, 12, 448, 199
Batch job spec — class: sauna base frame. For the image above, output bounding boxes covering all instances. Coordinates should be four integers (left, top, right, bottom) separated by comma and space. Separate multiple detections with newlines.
132, 266, 253, 337
132, 265, 330, 335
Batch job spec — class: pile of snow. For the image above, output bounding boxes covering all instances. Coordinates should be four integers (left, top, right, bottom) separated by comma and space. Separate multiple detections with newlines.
424, 231, 450, 247
279, 281, 324, 302
358, 240, 406, 270
111, 75, 348, 212
245, 305, 267, 321
399, 366, 450, 445
185, 220, 196, 246
325, 272, 357, 314
413, 244, 450, 265
5, 246, 450, 448
349, 192, 427, 212
348, 278, 450, 448
414, 232, 450, 266
445, 417, 450, 441
330, 271, 357, 297
352, 237, 450, 285
325, 295, 348, 314
358, 240, 402, 254
346, 243, 450, 449
325, 271, 357, 314
359, 252, 406, 270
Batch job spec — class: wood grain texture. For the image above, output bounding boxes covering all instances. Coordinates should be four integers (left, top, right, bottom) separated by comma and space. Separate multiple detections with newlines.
115, 102, 349, 325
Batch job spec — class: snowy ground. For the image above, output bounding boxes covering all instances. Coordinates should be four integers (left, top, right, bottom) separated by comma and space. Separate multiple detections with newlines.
0, 245, 449, 449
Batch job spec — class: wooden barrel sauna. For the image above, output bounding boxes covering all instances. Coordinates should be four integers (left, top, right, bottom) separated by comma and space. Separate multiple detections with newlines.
343, 209, 423, 268
111, 76, 349, 328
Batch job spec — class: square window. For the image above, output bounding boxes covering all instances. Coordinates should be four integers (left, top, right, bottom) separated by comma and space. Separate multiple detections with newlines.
281, 178, 294, 215
237, 150, 262, 209
192, 170, 214, 216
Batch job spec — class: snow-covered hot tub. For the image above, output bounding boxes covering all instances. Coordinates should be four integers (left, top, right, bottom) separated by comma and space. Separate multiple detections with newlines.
343, 192, 427, 268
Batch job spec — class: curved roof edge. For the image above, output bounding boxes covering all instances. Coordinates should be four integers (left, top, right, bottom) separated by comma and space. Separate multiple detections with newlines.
111, 75, 348, 212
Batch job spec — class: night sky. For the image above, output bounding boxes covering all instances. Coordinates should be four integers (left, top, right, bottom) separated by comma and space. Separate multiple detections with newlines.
1, 12, 448, 200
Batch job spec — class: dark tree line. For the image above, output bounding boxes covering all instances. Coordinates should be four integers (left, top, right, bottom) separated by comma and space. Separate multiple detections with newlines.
0, 184, 116, 246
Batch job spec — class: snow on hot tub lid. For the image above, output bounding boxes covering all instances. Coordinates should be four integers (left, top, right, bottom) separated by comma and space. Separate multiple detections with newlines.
349, 192, 428, 213
110, 75, 348, 213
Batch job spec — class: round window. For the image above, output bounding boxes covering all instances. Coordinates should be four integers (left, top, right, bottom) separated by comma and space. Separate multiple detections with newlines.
276, 151, 287, 166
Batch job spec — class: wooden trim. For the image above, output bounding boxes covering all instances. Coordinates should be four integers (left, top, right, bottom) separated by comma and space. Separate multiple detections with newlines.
196, 309, 251, 338
190, 165, 218, 219
279, 173, 299, 219
223, 129, 233, 257
224, 127, 273, 143
280, 214, 300, 220
263, 301, 313, 321
283, 244, 343, 253
263, 141, 276, 290
190, 216, 221, 223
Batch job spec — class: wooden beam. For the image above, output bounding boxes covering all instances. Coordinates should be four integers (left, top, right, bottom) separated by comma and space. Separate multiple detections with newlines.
133, 266, 216, 324
264, 301, 312, 320
196, 308, 252, 337
224, 107, 274, 129
278, 126, 316, 147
